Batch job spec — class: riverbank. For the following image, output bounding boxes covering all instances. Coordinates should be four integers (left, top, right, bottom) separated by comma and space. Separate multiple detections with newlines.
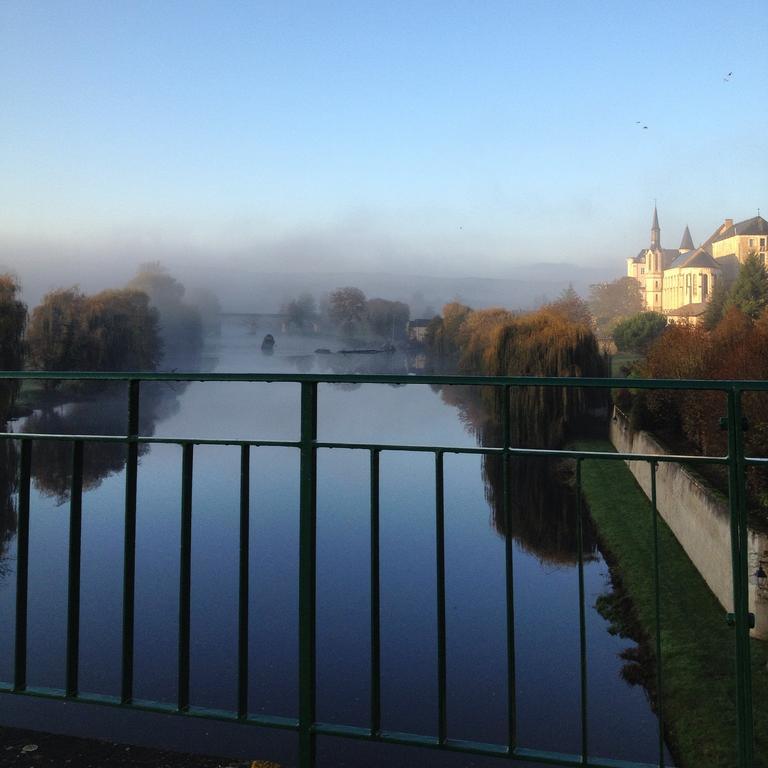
570, 438, 767, 768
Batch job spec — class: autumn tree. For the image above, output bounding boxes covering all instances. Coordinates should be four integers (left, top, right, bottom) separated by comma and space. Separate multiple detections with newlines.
640, 306, 768, 514
588, 277, 643, 334
27, 287, 161, 381
328, 287, 367, 335
440, 301, 472, 352
0, 274, 27, 417
82, 289, 161, 371
425, 299, 605, 447
612, 312, 667, 352
366, 298, 409, 340
545, 285, 592, 326
26, 288, 89, 378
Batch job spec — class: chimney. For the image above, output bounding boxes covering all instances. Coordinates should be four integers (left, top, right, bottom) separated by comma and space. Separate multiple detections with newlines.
724, 218, 734, 230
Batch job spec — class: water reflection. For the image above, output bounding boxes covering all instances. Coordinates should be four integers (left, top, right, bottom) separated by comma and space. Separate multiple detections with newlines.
438, 384, 599, 565
20, 383, 186, 506
0, 441, 17, 578
0, 379, 20, 576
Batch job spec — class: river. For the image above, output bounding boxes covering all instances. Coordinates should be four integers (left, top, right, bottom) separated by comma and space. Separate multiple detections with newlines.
0, 317, 673, 767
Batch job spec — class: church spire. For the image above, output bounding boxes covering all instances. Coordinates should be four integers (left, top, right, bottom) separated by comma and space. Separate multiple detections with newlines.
679, 225, 694, 251
651, 205, 661, 249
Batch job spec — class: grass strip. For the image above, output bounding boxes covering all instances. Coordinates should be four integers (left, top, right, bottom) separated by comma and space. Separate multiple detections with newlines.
570, 438, 767, 768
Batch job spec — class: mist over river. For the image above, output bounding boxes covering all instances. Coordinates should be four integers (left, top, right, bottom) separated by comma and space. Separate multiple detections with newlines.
0, 317, 672, 767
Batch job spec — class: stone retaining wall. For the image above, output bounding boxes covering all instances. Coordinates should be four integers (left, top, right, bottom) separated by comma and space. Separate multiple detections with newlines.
609, 408, 768, 639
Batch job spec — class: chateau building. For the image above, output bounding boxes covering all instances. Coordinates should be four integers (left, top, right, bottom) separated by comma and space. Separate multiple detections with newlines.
627, 207, 768, 324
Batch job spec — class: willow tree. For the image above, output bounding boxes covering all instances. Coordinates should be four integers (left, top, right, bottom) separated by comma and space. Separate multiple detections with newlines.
470, 307, 606, 447
27, 286, 162, 382
0, 274, 25, 571
0, 274, 27, 411
26, 287, 88, 380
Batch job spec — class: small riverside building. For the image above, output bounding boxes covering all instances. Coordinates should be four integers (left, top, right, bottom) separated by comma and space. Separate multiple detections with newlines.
407, 319, 431, 343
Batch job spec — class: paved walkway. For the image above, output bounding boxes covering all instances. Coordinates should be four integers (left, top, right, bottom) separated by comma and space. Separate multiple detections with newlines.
0, 727, 282, 768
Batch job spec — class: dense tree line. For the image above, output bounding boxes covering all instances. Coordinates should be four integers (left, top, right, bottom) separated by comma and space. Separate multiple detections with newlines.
621, 254, 768, 515
0, 275, 27, 412
425, 300, 605, 447
704, 252, 768, 328
0, 263, 213, 385
281, 287, 411, 340
26, 287, 161, 383
0, 275, 26, 569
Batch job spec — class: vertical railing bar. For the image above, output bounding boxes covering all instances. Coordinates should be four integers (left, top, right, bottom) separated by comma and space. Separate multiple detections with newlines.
13, 440, 32, 692
299, 382, 318, 768
576, 458, 588, 764
650, 461, 664, 768
726, 387, 754, 768
238, 443, 250, 719
435, 449, 447, 744
370, 448, 381, 736
178, 442, 194, 712
66, 439, 84, 698
502, 384, 517, 749
121, 378, 140, 704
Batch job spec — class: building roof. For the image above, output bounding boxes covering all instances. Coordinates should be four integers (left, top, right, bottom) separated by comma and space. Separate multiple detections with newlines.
630, 247, 679, 266
668, 247, 721, 270
680, 225, 694, 251
408, 319, 432, 327
710, 215, 768, 243
661, 248, 679, 266
667, 302, 708, 318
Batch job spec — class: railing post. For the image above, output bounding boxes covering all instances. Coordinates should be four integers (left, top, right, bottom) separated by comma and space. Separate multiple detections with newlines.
66, 440, 84, 698
122, 379, 140, 704
726, 387, 753, 768
13, 440, 32, 692
650, 461, 665, 768
435, 450, 447, 744
370, 448, 381, 736
299, 382, 318, 768
238, 443, 250, 720
502, 385, 517, 751
575, 459, 588, 764
178, 442, 194, 712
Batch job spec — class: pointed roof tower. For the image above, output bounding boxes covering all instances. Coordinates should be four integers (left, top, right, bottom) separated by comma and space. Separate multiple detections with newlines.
679, 225, 694, 251
651, 205, 661, 249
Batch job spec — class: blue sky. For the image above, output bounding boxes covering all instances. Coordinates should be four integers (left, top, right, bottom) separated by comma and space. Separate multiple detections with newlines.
1, 0, 765, 278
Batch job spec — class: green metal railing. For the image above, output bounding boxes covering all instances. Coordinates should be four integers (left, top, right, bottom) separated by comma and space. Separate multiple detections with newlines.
0, 371, 763, 768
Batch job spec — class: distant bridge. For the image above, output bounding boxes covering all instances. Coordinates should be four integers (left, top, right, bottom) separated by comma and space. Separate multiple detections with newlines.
220, 312, 318, 333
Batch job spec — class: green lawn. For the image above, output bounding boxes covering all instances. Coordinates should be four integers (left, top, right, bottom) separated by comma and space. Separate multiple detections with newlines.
609, 352, 643, 378
570, 438, 767, 768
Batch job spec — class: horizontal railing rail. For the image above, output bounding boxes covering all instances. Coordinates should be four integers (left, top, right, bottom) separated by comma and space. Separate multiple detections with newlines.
0, 371, 760, 768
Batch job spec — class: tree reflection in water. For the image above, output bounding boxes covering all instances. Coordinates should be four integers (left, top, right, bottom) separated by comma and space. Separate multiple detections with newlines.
0, 375, 20, 575
439, 383, 600, 565
0, 439, 18, 578
21, 382, 185, 505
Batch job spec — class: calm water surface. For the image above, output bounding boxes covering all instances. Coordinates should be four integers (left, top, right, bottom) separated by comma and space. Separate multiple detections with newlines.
0, 318, 673, 767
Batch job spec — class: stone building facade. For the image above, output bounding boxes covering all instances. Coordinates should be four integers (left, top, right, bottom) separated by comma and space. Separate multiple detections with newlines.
627, 208, 768, 324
